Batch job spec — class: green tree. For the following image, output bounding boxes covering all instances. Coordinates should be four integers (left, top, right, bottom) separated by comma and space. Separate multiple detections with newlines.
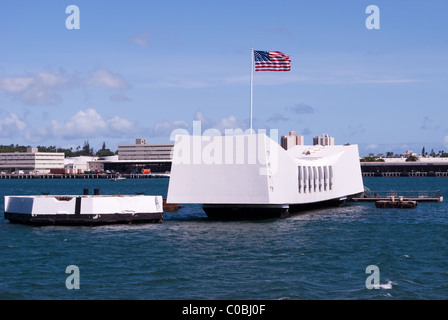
406, 155, 419, 162
430, 149, 436, 157
0, 144, 27, 153
97, 142, 114, 157
82, 140, 91, 155
360, 156, 385, 162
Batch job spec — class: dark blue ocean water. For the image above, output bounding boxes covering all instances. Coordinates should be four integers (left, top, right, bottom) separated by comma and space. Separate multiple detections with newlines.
0, 177, 447, 300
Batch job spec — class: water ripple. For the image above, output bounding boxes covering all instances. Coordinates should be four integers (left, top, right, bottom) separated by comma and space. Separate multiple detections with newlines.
0, 177, 447, 299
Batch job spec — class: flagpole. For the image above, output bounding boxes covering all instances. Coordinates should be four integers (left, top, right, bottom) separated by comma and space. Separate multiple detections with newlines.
250, 47, 254, 134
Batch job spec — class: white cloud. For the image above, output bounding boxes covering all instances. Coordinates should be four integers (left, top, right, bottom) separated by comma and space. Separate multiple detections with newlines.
193, 111, 215, 129
24, 125, 49, 143
0, 70, 70, 105
86, 68, 130, 89
0, 110, 27, 138
213, 115, 245, 132
151, 120, 189, 137
444, 136, 448, 148
0, 68, 131, 105
150, 111, 247, 138
50, 108, 139, 139
193, 111, 246, 132
129, 30, 152, 47
0, 77, 33, 93
51, 109, 105, 138
106, 115, 136, 133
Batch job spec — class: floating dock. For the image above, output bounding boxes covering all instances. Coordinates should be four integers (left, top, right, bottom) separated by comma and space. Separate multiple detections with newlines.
375, 200, 418, 209
349, 190, 443, 203
0, 173, 170, 179
360, 162, 448, 177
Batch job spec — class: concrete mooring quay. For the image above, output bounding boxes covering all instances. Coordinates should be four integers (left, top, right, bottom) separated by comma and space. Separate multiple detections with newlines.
0, 173, 170, 179
360, 162, 448, 177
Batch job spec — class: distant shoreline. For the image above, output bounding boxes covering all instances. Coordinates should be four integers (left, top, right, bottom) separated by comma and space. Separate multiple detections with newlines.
0, 173, 170, 180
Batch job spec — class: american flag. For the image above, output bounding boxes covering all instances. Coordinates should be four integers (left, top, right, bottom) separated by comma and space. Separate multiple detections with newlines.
254, 50, 291, 71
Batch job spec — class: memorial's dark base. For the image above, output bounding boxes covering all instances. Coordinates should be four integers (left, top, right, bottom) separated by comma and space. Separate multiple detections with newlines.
4, 212, 164, 226
203, 198, 347, 220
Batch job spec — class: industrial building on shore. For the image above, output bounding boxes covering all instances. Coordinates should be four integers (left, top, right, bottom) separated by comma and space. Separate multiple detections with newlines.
2, 137, 448, 177
0, 140, 174, 175
0, 148, 65, 174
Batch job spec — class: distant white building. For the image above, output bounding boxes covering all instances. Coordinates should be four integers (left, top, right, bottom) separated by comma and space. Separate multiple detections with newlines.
313, 133, 335, 146
281, 131, 304, 150
64, 156, 121, 173
65, 156, 102, 173
404, 150, 417, 157
0, 148, 65, 173
118, 139, 173, 160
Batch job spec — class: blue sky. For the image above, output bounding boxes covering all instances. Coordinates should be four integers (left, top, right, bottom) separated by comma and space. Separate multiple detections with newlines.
0, 0, 447, 156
